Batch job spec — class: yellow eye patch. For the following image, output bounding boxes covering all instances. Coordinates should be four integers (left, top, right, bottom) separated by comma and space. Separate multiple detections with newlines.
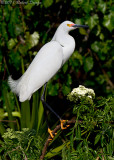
67, 24, 74, 27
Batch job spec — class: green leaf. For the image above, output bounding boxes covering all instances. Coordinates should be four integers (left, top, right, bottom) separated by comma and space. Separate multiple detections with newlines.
84, 57, 94, 72
73, 51, 83, 65
43, 0, 53, 8
21, 101, 30, 128
91, 41, 99, 52
3, 89, 15, 130
99, 33, 104, 40
63, 63, 68, 73
62, 85, 71, 95
76, 125, 81, 139
107, 139, 113, 155
48, 83, 59, 96
98, 0, 107, 13
96, 25, 101, 36
24, 4, 35, 10
75, 19, 83, 25
3, 5, 10, 22
79, 28, 87, 35
87, 14, 99, 29
8, 38, 17, 50
15, 24, 23, 36
103, 12, 114, 32
96, 74, 105, 84
108, 157, 114, 160
28, 31, 39, 49
1, 22, 8, 41
18, 44, 28, 56
0, 123, 5, 135
0, 109, 4, 119
31, 31, 39, 47
94, 134, 101, 145
45, 143, 68, 158
67, 74, 72, 85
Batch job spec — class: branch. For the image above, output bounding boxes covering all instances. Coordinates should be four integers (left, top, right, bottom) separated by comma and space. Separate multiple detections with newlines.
5, 146, 28, 160
40, 118, 112, 160
46, 5, 62, 34
0, 120, 17, 123
93, 52, 114, 89
40, 119, 77, 160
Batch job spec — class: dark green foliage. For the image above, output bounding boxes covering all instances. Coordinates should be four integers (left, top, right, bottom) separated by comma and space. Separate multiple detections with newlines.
62, 96, 114, 160
0, 92, 113, 159
60, 96, 114, 160
0, 0, 114, 159
0, 128, 43, 160
0, 84, 45, 136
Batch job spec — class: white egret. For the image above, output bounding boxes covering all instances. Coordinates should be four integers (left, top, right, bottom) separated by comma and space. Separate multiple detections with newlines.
8, 21, 88, 139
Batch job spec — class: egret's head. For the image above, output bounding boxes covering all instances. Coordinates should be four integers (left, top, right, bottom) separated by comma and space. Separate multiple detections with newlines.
60, 21, 88, 32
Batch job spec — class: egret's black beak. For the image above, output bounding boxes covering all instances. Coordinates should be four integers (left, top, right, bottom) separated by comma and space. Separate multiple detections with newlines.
73, 24, 89, 28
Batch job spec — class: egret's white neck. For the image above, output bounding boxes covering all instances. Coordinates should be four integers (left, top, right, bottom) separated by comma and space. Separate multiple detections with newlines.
52, 27, 75, 64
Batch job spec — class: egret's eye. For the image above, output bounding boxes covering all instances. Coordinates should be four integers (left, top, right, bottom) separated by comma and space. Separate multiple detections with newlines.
67, 24, 74, 27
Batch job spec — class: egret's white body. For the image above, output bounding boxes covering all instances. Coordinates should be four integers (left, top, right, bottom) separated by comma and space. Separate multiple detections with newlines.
8, 21, 87, 102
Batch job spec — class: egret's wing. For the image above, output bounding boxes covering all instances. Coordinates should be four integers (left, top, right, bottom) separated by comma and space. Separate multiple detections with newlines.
18, 41, 63, 102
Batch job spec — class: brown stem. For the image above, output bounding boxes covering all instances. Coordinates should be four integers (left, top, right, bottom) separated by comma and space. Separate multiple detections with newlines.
40, 119, 77, 160
0, 120, 17, 123
40, 118, 113, 160
5, 146, 28, 160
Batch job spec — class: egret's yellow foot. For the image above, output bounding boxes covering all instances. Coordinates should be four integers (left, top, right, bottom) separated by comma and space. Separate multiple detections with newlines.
48, 128, 54, 138
60, 120, 70, 130
48, 128, 57, 141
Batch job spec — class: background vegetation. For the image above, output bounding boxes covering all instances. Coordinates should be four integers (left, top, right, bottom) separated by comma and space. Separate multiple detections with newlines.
0, 0, 113, 159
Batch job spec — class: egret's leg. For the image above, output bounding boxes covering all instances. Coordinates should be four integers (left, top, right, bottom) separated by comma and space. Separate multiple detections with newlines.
43, 105, 56, 140
41, 83, 61, 120
41, 83, 58, 140
41, 83, 70, 140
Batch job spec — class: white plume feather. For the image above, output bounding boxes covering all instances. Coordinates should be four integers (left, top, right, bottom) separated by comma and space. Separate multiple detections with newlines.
8, 76, 21, 95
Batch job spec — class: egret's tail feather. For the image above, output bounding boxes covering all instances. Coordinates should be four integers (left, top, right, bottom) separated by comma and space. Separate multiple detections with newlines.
8, 76, 20, 95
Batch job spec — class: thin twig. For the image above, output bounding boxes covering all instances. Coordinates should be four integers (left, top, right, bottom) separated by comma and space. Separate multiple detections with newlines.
78, 28, 90, 54
0, 120, 17, 123
40, 118, 113, 159
46, 5, 62, 34
5, 146, 28, 160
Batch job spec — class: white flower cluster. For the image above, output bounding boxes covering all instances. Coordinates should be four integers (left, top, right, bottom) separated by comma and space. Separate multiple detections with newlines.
71, 85, 95, 99
68, 85, 95, 103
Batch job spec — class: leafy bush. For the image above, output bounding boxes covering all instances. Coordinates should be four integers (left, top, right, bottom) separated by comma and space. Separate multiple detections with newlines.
0, 128, 43, 160
0, 86, 113, 159
61, 90, 114, 160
